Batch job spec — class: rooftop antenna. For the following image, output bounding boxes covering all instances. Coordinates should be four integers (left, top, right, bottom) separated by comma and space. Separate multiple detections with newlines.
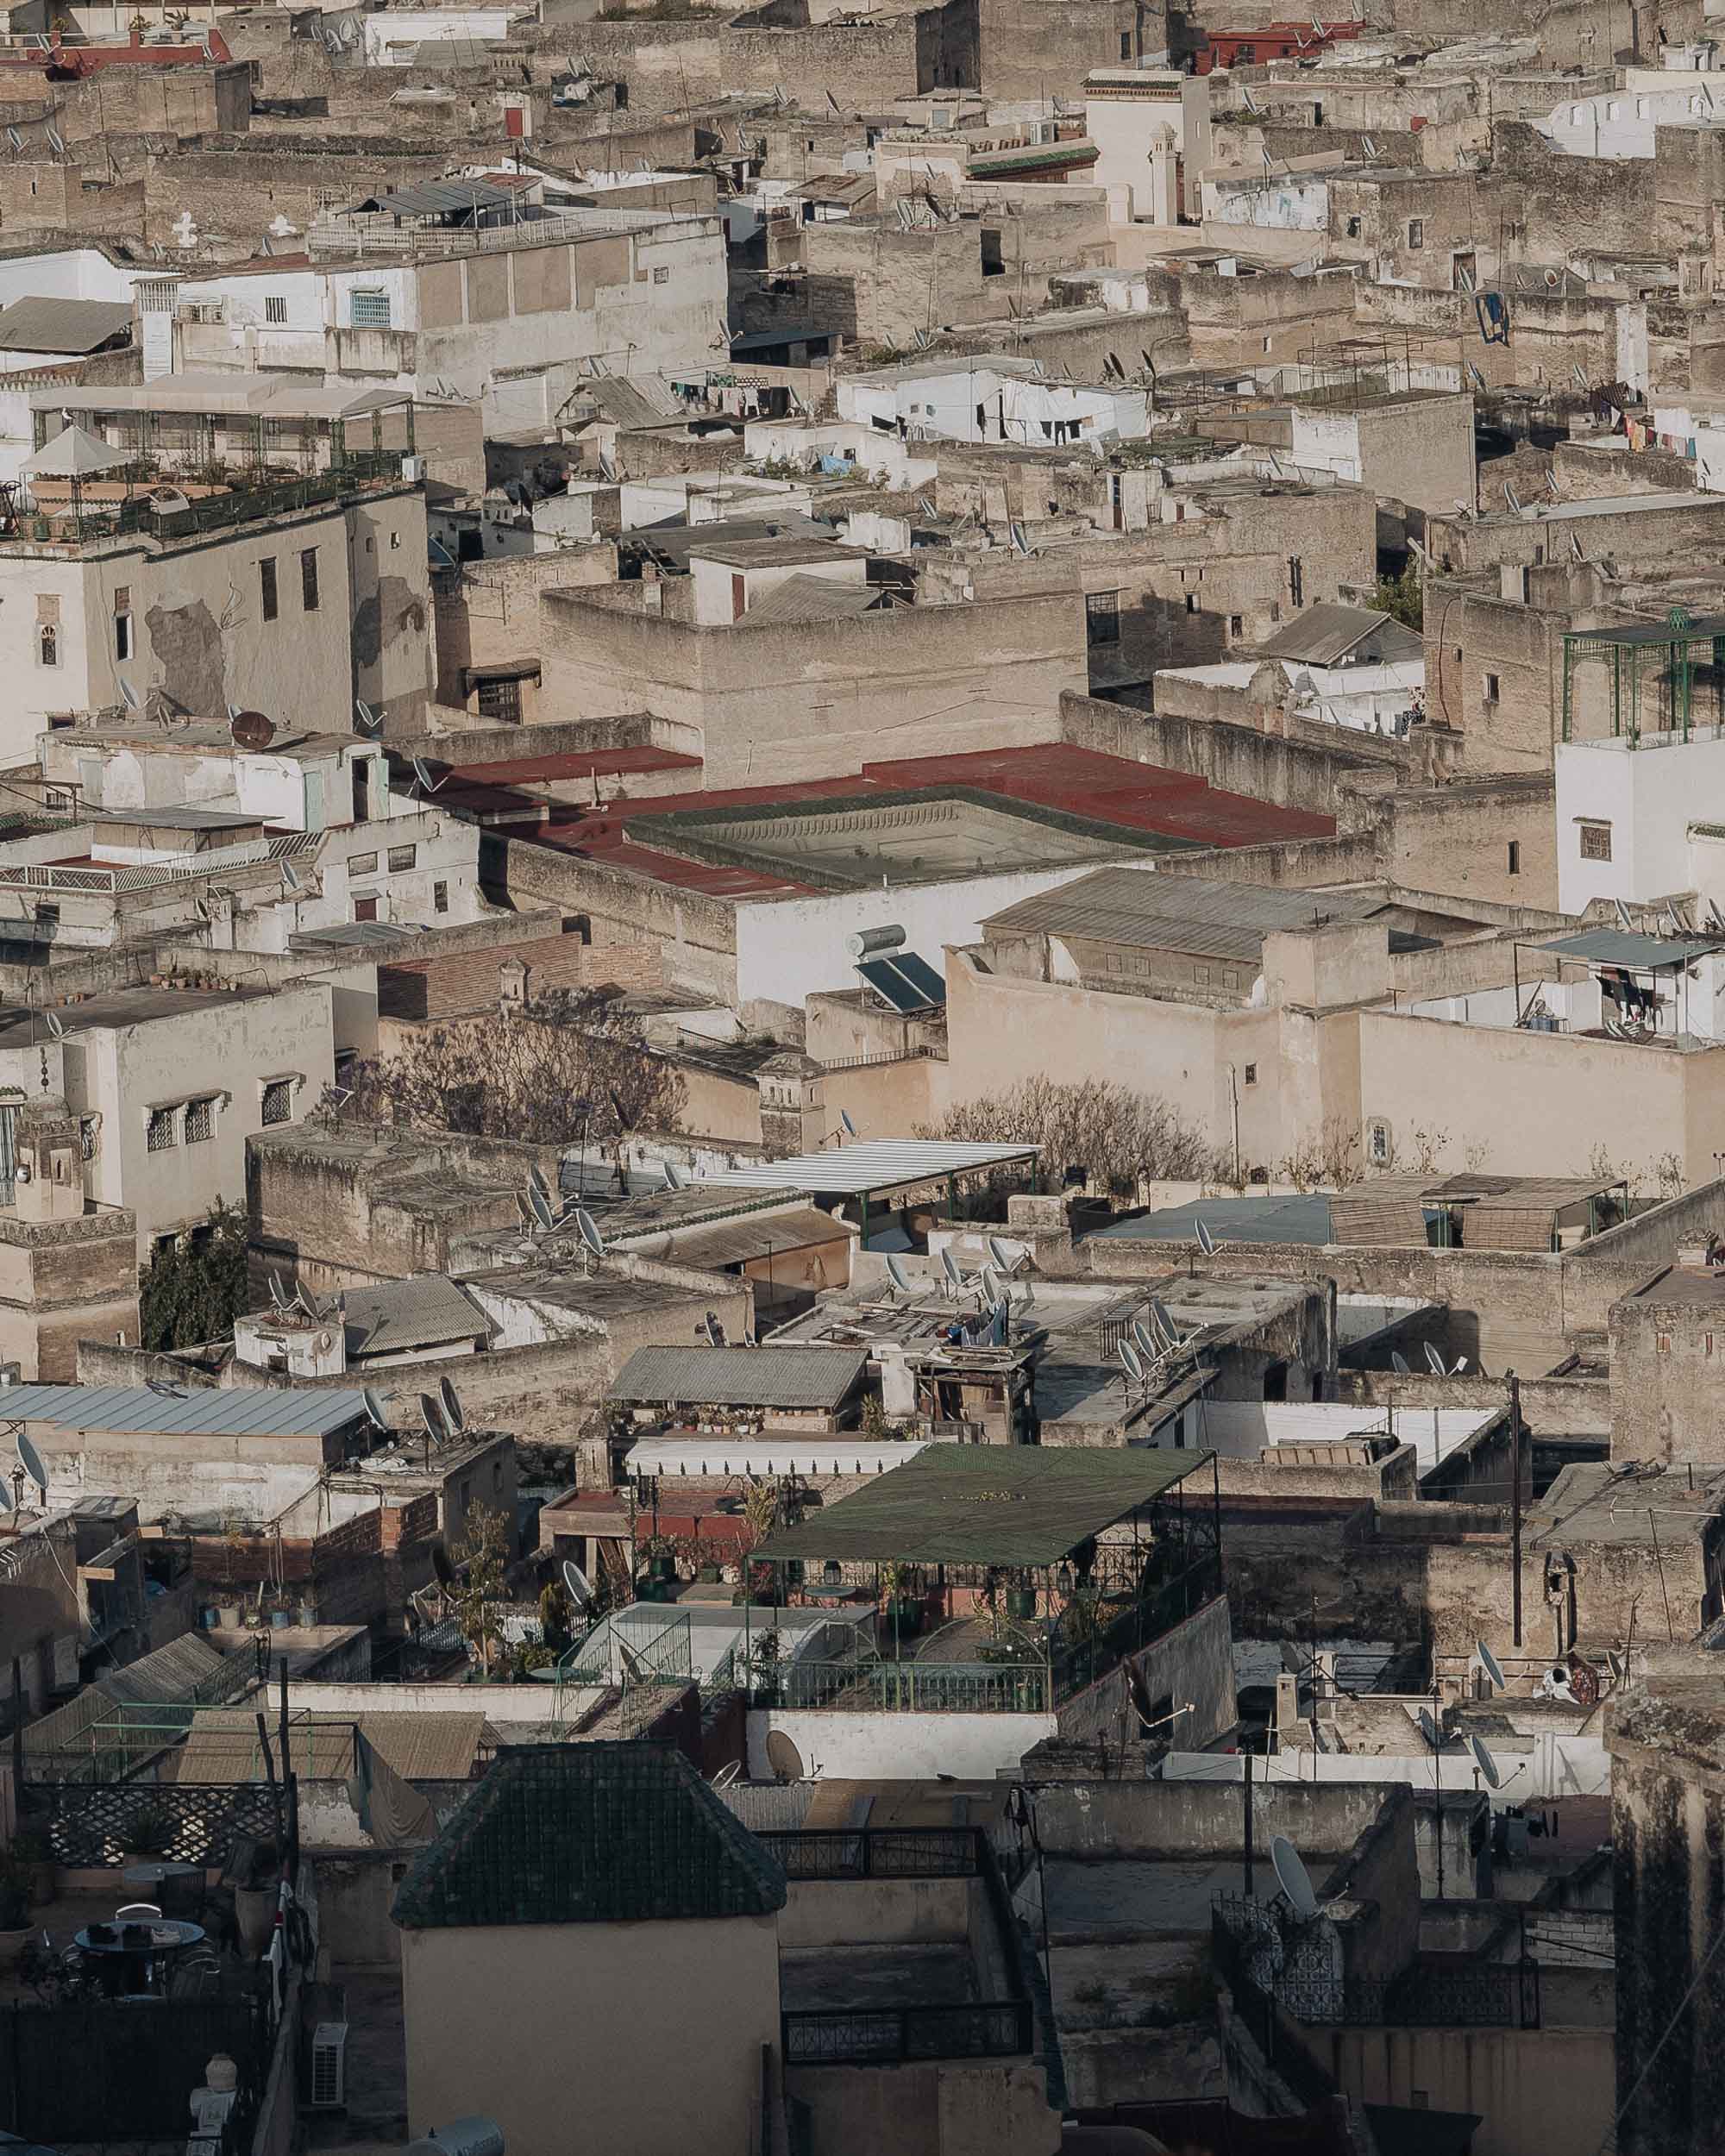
362, 1388, 390, 1432
46, 126, 64, 159
268, 1268, 291, 1311
438, 1375, 467, 1436
711, 1759, 742, 1790
1477, 1639, 1506, 1695
987, 1235, 1022, 1275
4, 128, 20, 154
1269, 1835, 1320, 1922
885, 1252, 913, 1298
16, 1428, 48, 1500
281, 860, 304, 896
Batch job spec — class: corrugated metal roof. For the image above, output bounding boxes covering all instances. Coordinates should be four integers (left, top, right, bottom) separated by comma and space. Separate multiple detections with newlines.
1253, 603, 1415, 666
0, 296, 133, 354
746, 573, 881, 626
696, 1139, 1039, 1197
984, 868, 1387, 959
754, 1444, 1210, 1567
360, 178, 518, 217
1540, 928, 1724, 968
343, 1276, 488, 1357
393, 1742, 787, 1929
0, 1382, 374, 1438
100, 1633, 229, 1707
174, 1708, 491, 1784
608, 1344, 868, 1410
665, 1206, 856, 1271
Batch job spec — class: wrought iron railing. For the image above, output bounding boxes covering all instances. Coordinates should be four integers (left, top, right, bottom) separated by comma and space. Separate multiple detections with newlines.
0, 1994, 269, 2143
7, 453, 408, 547
758, 1826, 981, 1880
755, 1657, 1051, 1714
782, 1999, 1032, 2066
21, 1779, 279, 1869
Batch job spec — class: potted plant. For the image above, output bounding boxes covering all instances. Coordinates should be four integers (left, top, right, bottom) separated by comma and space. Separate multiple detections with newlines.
645, 1536, 677, 1585
11, 1826, 55, 1908
750, 1628, 783, 1708
0, 1851, 33, 1970
1005, 1570, 1038, 1622
125, 1800, 175, 1859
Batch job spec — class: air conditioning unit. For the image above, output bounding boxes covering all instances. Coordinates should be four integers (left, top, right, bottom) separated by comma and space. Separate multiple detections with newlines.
309, 2023, 348, 2111
401, 455, 426, 484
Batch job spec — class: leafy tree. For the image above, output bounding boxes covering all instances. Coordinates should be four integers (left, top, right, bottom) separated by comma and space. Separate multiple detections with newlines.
1372, 561, 1423, 631
454, 1501, 511, 1676
330, 990, 683, 1145
924, 1078, 1215, 1200
138, 1201, 250, 1350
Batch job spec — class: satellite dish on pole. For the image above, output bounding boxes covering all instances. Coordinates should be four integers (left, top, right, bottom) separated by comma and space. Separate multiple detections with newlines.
1120, 1338, 1145, 1384
711, 1758, 742, 1789
574, 1210, 606, 1261
418, 1393, 448, 1446
1424, 1342, 1448, 1377
16, 1429, 48, 1495
987, 1236, 1017, 1273
1150, 1300, 1178, 1346
885, 1253, 913, 1296
1270, 1835, 1319, 1921
662, 1161, 685, 1191
439, 1376, 467, 1435
561, 1557, 593, 1612
1132, 1319, 1157, 1361
1390, 1349, 1411, 1375
527, 1181, 555, 1232
362, 1388, 389, 1432
229, 711, 276, 753
1418, 1706, 1443, 1752
1195, 1219, 1217, 1257
527, 1163, 551, 1203
839, 1109, 857, 1139
940, 1249, 963, 1293
1471, 1734, 1502, 1790
1477, 1639, 1506, 1693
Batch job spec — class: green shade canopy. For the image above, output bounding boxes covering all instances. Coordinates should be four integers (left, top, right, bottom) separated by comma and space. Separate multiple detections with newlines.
752, 1443, 1212, 1570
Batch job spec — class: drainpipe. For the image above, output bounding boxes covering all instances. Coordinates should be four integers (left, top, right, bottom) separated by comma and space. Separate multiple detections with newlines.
1226, 1065, 1240, 1187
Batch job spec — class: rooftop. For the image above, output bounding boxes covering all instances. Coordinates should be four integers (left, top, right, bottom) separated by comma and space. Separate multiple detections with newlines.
392, 1741, 788, 1929
0, 296, 132, 354
753, 1443, 1212, 1569
1540, 927, 1725, 970
1529, 1462, 1725, 1546
693, 1138, 1039, 1198
607, 1344, 869, 1411
1088, 1193, 1338, 1247
982, 868, 1395, 961
0, 1382, 373, 1439
340, 1275, 491, 1358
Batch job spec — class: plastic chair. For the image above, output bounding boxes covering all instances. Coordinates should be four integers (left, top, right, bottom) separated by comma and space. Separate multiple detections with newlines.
114, 1902, 161, 1921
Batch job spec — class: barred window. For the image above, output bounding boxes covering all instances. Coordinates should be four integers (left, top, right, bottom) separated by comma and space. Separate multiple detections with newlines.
261, 1079, 293, 1127
146, 1106, 178, 1152
266, 296, 288, 326
348, 851, 378, 877
350, 288, 391, 329
184, 1097, 215, 1144
387, 844, 416, 873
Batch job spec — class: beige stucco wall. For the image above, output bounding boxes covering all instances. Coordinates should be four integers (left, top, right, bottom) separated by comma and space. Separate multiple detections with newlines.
1320, 2025, 1612, 2156
399, 1909, 781, 2153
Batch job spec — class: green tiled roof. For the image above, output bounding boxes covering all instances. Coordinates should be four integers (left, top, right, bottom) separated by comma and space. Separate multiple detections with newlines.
392, 1742, 787, 1931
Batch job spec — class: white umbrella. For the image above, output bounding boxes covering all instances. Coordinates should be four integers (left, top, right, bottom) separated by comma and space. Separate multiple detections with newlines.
22, 423, 131, 480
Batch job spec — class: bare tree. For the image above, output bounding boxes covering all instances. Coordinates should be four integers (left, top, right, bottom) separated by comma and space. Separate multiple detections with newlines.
335, 991, 684, 1145
924, 1078, 1214, 1198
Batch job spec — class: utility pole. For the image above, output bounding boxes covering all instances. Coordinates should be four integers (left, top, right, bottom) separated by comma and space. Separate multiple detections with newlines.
1509, 1372, 1523, 1650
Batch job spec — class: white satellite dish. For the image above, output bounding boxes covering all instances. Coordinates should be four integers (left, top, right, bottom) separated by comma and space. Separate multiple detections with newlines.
118, 678, 140, 710
1132, 1319, 1157, 1361
528, 1163, 551, 1202
1477, 1639, 1506, 1692
362, 1388, 389, 1432
839, 1108, 857, 1138
1270, 1835, 1319, 1921
1150, 1300, 1178, 1346
1418, 1706, 1443, 1751
281, 861, 303, 895
1424, 1342, 1447, 1377
940, 1249, 963, 1291
987, 1236, 1017, 1273
662, 1161, 685, 1191
561, 1557, 593, 1611
574, 1209, 606, 1261
1195, 1219, 1217, 1257
1471, 1734, 1502, 1790
42, 1008, 64, 1043
1390, 1349, 1411, 1375
16, 1428, 48, 1495
886, 1253, 913, 1295
439, 1376, 467, 1435
528, 1181, 555, 1232
703, 1311, 725, 1348
410, 757, 444, 795
419, 1394, 448, 1445
711, 1759, 742, 1789
1613, 898, 1635, 931
354, 699, 381, 735
980, 1263, 1003, 1303
1120, 1338, 1145, 1383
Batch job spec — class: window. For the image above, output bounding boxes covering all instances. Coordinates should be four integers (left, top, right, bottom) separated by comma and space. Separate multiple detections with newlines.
146, 1106, 178, 1153
300, 548, 320, 613
1244, 1063, 1258, 1086
387, 844, 416, 873
265, 295, 287, 326
1228, 614, 1244, 639
1657, 1332, 1672, 1355
433, 880, 449, 914
34, 903, 57, 930
1288, 556, 1304, 607
476, 674, 523, 723
260, 556, 279, 623
651, 265, 670, 284
37, 624, 56, 667
184, 1096, 215, 1144
348, 851, 378, 877
1346, 214, 1361, 238
1085, 590, 1120, 648
1484, 672, 1500, 703
260, 1079, 294, 1127
1579, 821, 1613, 862
1366, 1118, 1391, 1165
1508, 840, 1521, 876
350, 288, 391, 329
1407, 219, 1424, 249
1120, 30, 1132, 57
1195, 964, 1212, 985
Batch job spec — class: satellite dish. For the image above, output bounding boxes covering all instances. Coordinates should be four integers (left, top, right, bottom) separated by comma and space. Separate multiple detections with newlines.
528, 1181, 555, 1232
354, 699, 381, 735
1418, 1706, 1443, 1752
430, 1542, 455, 1589
561, 1557, 593, 1611
1424, 1342, 1447, 1377
987, 1236, 1016, 1272
980, 1263, 1003, 1303
703, 1311, 725, 1348
1150, 1300, 1178, 1346
16, 1429, 47, 1495
117, 678, 140, 710
940, 1249, 963, 1290
662, 1161, 685, 1191
1477, 1639, 1506, 1691
711, 1759, 742, 1789
527, 1163, 551, 1202
362, 1388, 389, 1432
439, 1376, 467, 1435
229, 711, 275, 752
575, 1209, 606, 1261
42, 1008, 64, 1042
418, 1393, 448, 1445
281, 861, 303, 895
1195, 1219, 1217, 1257
267, 1269, 288, 1311
1132, 1319, 1157, 1360
1270, 1835, 1319, 1921
1613, 898, 1635, 931
1120, 1338, 1145, 1383
765, 1730, 806, 1783
3, 128, 18, 152
410, 757, 444, 795
885, 1253, 913, 1295
839, 1109, 857, 1138
1390, 1349, 1411, 1375
1471, 1734, 1502, 1790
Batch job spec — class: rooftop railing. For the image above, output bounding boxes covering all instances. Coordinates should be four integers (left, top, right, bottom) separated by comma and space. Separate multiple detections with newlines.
5, 452, 407, 549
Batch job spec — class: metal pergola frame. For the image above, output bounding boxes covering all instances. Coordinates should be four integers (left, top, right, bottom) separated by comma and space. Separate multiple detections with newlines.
1559, 605, 1725, 743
